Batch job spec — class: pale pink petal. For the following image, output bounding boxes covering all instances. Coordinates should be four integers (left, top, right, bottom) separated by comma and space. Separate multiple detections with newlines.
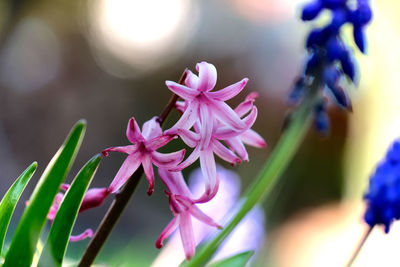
142, 155, 155, 195
126, 117, 144, 143
156, 217, 179, 249
145, 134, 175, 151
169, 146, 201, 172
208, 78, 248, 101
175, 101, 187, 114
142, 117, 162, 140
108, 153, 142, 193
79, 188, 110, 212
47, 193, 64, 220
213, 106, 258, 140
102, 145, 137, 157
212, 140, 241, 165
188, 205, 222, 229
240, 129, 267, 148
158, 169, 192, 197
234, 100, 253, 117
210, 100, 246, 131
175, 128, 199, 147
196, 62, 217, 92
226, 137, 249, 162
193, 174, 220, 203
165, 81, 197, 101
185, 70, 199, 89
166, 101, 199, 134
69, 229, 93, 242
179, 212, 195, 260
152, 150, 185, 168
200, 148, 217, 195
199, 104, 213, 150
246, 91, 259, 101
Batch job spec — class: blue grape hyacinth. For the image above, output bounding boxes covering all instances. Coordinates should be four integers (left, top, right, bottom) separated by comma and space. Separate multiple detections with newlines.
364, 140, 400, 233
289, 0, 372, 132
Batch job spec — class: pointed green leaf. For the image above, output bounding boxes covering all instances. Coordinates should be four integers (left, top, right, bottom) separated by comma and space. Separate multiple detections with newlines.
3, 120, 86, 267
38, 154, 102, 267
207, 251, 254, 267
0, 162, 37, 254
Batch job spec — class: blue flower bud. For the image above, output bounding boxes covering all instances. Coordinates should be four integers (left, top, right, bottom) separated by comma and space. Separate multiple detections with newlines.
339, 51, 355, 81
288, 77, 306, 105
353, 26, 366, 53
302, 1, 323, 21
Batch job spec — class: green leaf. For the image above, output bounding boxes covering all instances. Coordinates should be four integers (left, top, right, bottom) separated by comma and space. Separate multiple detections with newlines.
0, 162, 37, 254
207, 251, 254, 267
3, 120, 86, 267
38, 154, 102, 267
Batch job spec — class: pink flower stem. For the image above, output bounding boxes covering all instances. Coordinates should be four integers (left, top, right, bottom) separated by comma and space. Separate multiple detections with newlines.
78, 70, 188, 267
345, 226, 373, 267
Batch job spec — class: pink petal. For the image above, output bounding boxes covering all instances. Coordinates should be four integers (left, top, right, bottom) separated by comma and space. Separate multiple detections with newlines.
60, 184, 70, 191
199, 104, 213, 150
165, 101, 199, 134
226, 137, 249, 162
193, 174, 220, 203
240, 129, 267, 148
79, 188, 110, 213
209, 100, 246, 131
169, 146, 201, 172
196, 62, 217, 92
152, 150, 186, 168
108, 153, 142, 193
246, 91, 259, 101
142, 155, 155, 195
158, 169, 192, 197
185, 70, 199, 88
165, 81, 198, 101
142, 117, 162, 140
69, 229, 93, 242
156, 217, 179, 249
145, 134, 175, 151
213, 107, 257, 140
175, 101, 187, 114
208, 78, 248, 101
179, 212, 195, 260
188, 204, 222, 229
102, 145, 137, 157
212, 140, 241, 165
175, 128, 200, 147
234, 100, 253, 118
126, 117, 144, 143
199, 148, 217, 195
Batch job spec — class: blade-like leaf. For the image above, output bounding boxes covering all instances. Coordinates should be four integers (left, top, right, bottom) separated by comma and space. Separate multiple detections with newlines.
0, 162, 37, 254
3, 120, 86, 267
38, 154, 102, 267
207, 251, 254, 267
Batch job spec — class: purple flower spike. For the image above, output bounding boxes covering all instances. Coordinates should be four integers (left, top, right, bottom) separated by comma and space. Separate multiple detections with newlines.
156, 168, 221, 260
103, 117, 185, 195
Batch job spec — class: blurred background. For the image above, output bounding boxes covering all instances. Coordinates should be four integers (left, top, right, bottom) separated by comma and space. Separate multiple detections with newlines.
0, 0, 400, 266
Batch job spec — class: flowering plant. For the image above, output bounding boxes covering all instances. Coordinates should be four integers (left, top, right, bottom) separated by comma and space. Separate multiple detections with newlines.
2, 0, 395, 266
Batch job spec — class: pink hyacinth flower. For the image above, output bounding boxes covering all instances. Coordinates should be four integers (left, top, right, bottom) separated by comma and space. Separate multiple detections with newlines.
46, 184, 109, 242
102, 117, 185, 195
214, 92, 267, 161
156, 168, 221, 260
165, 61, 249, 149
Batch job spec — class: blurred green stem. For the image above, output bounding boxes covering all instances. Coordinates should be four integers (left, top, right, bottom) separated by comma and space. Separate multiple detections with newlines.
184, 75, 322, 267
78, 70, 187, 267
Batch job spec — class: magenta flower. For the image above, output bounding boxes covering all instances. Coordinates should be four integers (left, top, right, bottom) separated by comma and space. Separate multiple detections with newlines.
156, 168, 221, 260
165, 61, 249, 148
102, 117, 185, 195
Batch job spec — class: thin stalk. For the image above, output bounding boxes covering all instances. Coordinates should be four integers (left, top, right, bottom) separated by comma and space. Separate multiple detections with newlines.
78, 70, 187, 267
345, 226, 373, 267
184, 74, 322, 267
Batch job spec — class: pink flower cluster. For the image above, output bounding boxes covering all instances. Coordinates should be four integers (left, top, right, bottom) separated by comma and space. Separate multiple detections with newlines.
48, 62, 266, 258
